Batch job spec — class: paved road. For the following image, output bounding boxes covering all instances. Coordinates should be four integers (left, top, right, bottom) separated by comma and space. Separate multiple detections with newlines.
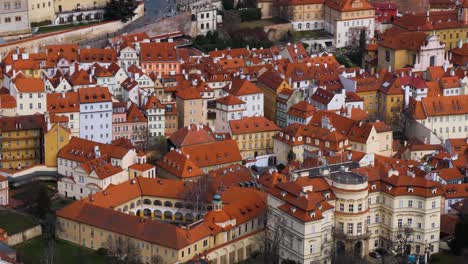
81, 0, 178, 47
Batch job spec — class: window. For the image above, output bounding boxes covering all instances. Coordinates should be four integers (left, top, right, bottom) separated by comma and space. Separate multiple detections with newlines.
309, 244, 314, 254
347, 223, 353, 234
357, 223, 362, 234
358, 203, 362, 211
408, 200, 413, 208
432, 201, 436, 209
349, 204, 354, 212
375, 214, 379, 223
367, 216, 371, 225
398, 219, 402, 228
338, 222, 344, 232
407, 218, 412, 227
418, 201, 423, 209
385, 50, 390, 62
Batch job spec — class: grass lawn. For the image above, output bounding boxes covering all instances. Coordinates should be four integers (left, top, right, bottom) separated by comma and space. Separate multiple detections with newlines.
430, 252, 462, 264
0, 210, 38, 234
239, 17, 288, 29
36, 21, 100, 34
15, 236, 107, 264
292, 30, 332, 41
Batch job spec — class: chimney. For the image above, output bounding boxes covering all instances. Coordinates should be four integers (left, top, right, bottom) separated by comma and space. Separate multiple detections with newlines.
94, 146, 101, 157
443, 63, 448, 72
61, 91, 65, 98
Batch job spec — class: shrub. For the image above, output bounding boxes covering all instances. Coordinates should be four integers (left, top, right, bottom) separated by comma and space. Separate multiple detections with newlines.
96, 247, 108, 256
239, 8, 262, 22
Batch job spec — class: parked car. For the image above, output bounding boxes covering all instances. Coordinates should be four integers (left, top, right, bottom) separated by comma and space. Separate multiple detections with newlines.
369, 251, 382, 258
374, 248, 389, 256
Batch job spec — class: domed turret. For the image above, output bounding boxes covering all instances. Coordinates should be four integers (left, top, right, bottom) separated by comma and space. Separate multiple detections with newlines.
213, 193, 222, 211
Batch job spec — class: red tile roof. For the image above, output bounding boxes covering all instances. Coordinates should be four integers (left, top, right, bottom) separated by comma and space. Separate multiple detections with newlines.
181, 140, 242, 168
47, 92, 79, 113
0, 114, 45, 132
226, 79, 262, 96
229, 116, 280, 135
215, 95, 245, 106
140, 42, 178, 62
13, 77, 44, 93
78, 86, 112, 104
169, 124, 215, 148
156, 149, 204, 179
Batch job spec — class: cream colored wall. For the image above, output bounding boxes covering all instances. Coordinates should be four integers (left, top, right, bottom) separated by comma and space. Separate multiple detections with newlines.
54, 0, 108, 13
28, 0, 55, 23
0, 180, 8, 205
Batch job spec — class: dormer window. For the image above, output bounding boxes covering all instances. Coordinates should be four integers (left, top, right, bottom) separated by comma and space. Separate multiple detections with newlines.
386, 185, 392, 191
291, 207, 297, 213
371, 184, 376, 190
431, 187, 437, 194
408, 187, 414, 193
306, 137, 311, 143
297, 136, 302, 142
280, 191, 286, 197
315, 139, 319, 145
309, 211, 316, 218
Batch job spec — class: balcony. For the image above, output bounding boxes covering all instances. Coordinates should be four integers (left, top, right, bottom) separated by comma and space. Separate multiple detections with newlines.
333, 228, 371, 240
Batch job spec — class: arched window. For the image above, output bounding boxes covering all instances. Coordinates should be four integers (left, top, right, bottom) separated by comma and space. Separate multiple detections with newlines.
201, 23, 204, 30
130, 202, 135, 209
164, 201, 173, 207
154, 200, 162, 206
185, 203, 194, 209
143, 199, 151, 205
123, 205, 128, 212
175, 202, 184, 208
306, 23, 310, 29
298, 23, 302, 30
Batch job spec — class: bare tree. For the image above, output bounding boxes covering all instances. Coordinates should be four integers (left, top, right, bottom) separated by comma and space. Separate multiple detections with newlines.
150, 255, 164, 264
183, 175, 210, 219
258, 207, 284, 264
272, 0, 293, 20
107, 235, 142, 263
391, 226, 415, 264
135, 126, 150, 151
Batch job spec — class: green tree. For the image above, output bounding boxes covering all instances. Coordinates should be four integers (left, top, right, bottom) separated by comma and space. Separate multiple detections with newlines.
223, 0, 234, 10
453, 214, 468, 254
104, 0, 138, 23
37, 183, 51, 219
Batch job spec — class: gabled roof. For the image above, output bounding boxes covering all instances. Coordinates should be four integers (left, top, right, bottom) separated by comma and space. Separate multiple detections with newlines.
169, 124, 215, 148
156, 149, 204, 179
215, 95, 246, 106
226, 79, 262, 96
58, 137, 132, 163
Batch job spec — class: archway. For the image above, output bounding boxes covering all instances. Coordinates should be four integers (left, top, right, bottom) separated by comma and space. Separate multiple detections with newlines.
174, 212, 183, 221
154, 210, 162, 219
154, 200, 162, 206
354, 241, 363, 257
164, 211, 173, 220
143, 209, 151, 217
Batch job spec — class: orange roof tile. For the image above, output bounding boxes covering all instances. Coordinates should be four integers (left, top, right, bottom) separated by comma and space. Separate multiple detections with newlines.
229, 116, 280, 135
13, 77, 44, 93
181, 140, 242, 168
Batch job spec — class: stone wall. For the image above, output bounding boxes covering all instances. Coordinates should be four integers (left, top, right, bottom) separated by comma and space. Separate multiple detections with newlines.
6, 225, 42, 246
264, 23, 292, 42
129, 12, 192, 36
0, 4, 144, 56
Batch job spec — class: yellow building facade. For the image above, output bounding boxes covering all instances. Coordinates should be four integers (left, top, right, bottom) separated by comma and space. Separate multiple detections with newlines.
0, 115, 45, 170
44, 124, 70, 167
